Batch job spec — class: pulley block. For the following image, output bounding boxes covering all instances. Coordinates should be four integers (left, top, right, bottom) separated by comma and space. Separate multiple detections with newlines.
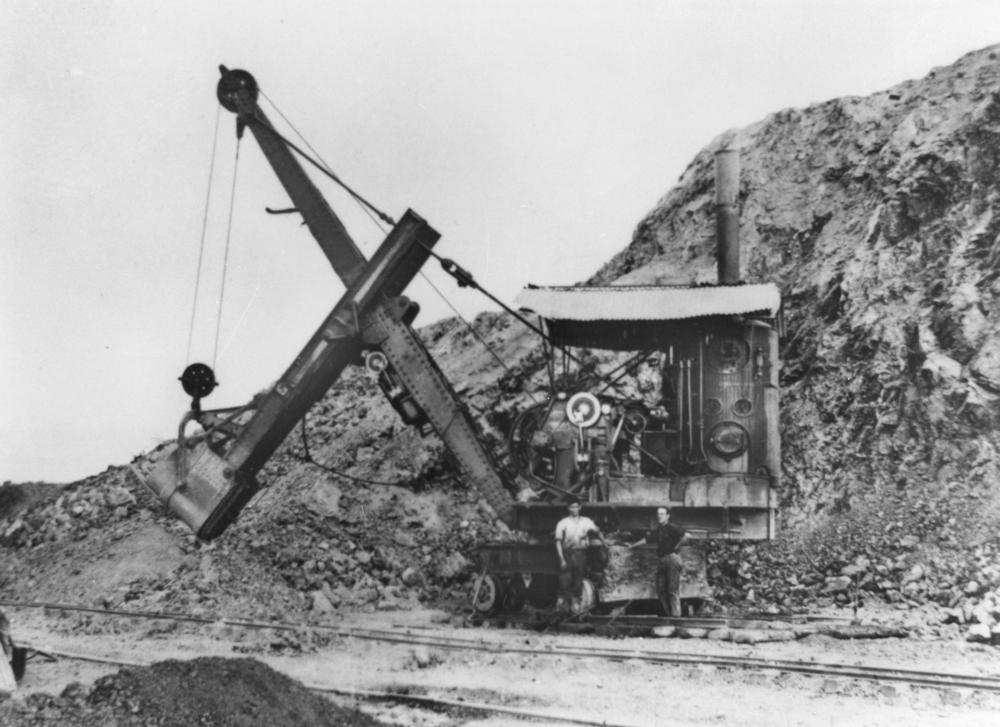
179, 363, 218, 402
216, 66, 259, 112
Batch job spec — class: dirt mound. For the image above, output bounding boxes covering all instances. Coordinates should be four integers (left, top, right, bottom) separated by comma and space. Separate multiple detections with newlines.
5, 45, 1000, 647
0, 656, 384, 727
0, 483, 64, 524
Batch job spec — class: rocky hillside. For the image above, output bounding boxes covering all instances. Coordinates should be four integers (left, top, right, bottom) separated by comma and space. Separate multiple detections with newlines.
595, 42, 1000, 638
4, 44, 1000, 641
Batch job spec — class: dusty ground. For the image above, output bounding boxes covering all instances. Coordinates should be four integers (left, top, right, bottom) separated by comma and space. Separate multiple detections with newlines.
4, 605, 1000, 727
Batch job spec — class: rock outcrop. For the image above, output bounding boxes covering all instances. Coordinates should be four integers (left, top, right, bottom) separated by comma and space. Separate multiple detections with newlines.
4, 44, 1000, 638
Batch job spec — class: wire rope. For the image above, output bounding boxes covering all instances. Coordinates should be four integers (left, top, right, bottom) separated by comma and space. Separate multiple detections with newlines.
260, 90, 391, 234
185, 105, 222, 364
255, 90, 393, 226
260, 91, 544, 410
254, 90, 628, 405
212, 140, 242, 370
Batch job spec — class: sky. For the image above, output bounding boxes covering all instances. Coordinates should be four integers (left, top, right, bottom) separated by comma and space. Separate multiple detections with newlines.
2, 0, 999, 484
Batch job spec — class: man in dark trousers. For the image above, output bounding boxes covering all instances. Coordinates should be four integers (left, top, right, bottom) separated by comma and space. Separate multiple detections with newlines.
554, 498, 604, 612
628, 506, 688, 616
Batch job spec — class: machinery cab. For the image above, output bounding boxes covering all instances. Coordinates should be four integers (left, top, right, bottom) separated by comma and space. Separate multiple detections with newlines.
475, 283, 782, 614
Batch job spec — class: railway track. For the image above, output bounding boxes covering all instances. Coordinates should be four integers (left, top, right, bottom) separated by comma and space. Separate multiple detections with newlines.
5, 599, 1000, 695
474, 609, 856, 633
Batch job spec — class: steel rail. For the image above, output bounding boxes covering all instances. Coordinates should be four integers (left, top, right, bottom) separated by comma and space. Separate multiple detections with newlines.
19, 644, 642, 727
5, 600, 1000, 694
481, 612, 853, 631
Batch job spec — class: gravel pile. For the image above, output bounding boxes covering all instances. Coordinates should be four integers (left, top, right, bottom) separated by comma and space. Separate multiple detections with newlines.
0, 657, 384, 726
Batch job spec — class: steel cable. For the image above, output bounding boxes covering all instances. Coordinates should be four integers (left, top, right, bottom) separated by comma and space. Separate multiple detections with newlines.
185, 104, 222, 364
212, 139, 241, 370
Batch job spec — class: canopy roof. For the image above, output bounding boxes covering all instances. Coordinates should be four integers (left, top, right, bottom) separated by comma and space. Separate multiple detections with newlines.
516, 284, 781, 321
514, 284, 782, 350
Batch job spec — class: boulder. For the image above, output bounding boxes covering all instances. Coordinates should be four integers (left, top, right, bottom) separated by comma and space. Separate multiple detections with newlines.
393, 532, 417, 548
970, 330, 1000, 391
822, 576, 852, 594
434, 552, 471, 581
902, 564, 925, 585
732, 629, 796, 644
400, 567, 424, 587
675, 627, 708, 639
966, 622, 992, 643
410, 645, 440, 669
105, 486, 136, 508
310, 589, 336, 614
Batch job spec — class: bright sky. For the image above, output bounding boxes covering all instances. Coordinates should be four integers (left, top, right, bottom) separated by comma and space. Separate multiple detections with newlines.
2, 1, 998, 483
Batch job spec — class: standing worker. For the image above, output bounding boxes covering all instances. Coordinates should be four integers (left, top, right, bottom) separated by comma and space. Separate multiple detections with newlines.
554, 498, 605, 612
628, 506, 689, 616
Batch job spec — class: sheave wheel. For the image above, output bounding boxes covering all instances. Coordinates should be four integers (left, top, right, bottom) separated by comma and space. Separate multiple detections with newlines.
473, 574, 504, 615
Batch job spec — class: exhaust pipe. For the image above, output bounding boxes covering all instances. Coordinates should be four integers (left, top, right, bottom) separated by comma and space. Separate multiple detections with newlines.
715, 148, 740, 285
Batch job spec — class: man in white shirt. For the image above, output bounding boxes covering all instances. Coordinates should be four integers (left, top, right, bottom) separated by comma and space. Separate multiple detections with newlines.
554, 498, 605, 612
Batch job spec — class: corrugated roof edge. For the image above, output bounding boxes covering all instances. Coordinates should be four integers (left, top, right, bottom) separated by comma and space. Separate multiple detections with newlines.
514, 283, 781, 322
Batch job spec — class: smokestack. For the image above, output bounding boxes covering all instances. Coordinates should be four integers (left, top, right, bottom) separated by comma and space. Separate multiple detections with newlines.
715, 148, 740, 285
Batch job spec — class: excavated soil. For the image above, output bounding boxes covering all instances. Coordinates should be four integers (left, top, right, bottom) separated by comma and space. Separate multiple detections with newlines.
4, 43, 1000, 727
0, 655, 382, 727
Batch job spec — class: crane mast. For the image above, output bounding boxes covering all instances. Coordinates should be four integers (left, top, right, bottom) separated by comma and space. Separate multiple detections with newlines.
143, 67, 514, 540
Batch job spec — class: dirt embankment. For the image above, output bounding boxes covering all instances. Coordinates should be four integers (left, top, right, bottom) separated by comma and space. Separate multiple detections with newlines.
5, 45, 1000, 726
7, 45, 1000, 641
595, 42, 1000, 641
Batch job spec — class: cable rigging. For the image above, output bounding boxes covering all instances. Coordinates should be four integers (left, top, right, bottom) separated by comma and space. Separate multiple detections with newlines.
187, 85, 634, 422
255, 90, 395, 227
213, 138, 242, 370
186, 105, 222, 365
258, 93, 537, 397
259, 92, 631, 402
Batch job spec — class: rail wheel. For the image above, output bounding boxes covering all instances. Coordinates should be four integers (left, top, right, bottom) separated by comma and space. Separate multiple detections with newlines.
472, 573, 504, 615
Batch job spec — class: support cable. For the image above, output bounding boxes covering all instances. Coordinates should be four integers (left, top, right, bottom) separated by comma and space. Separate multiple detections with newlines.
212, 140, 242, 370
426, 246, 631, 398
254, 93, 625, 400
256, 92, 539, 397
417, 271, 541, 398
185, 105, 222, 363
252, 91, 393, 226
260, 90, 392, 233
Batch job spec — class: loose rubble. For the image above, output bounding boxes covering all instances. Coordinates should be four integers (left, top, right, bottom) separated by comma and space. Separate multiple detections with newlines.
4, 45, 1000, 723
0, 657, 384, 726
